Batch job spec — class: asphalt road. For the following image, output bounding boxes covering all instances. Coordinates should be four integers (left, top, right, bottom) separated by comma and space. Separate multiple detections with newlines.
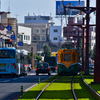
0, 69, 56, 100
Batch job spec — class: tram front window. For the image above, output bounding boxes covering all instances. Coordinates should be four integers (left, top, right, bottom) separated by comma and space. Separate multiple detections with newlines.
64, 54, 71, 61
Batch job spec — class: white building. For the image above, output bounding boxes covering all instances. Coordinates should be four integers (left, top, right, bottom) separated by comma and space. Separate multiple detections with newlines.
18, 25, 31, 44
24, 15, 53, 24
49, 26, 65, 45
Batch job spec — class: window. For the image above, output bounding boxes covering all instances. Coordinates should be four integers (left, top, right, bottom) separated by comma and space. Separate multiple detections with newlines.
54, 37, 57, 40
42, 30, 45, 33
34, 18, 36, 20
0, 50, 15, 58
26, 36, 27, 40
42, 36, 45, 40
24, 35, 25, 40
19, 35, 23, 41
54, 29, 58, 32
73, 31, 76, 34
37, 36, 40, 40
33, 36, 37, 40
28, 36, 30, 40
35, 29, 39, 33
28, 18, 31, 20
64, 54, 71, 61
92, 36, 93, 39
33, 36, 40, 40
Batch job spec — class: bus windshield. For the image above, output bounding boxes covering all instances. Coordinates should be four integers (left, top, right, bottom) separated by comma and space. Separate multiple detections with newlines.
0, 50, 15, 58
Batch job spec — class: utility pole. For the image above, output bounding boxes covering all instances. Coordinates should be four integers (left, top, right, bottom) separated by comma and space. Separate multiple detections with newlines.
94, 0, 100, 83
82, 18, 85, 71
67, 0, 96, 75
85, 0, 90, 75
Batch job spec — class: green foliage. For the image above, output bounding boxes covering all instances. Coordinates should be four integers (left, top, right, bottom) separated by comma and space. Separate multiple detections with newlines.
34, 53, 42, 62
43, 44, 52, 57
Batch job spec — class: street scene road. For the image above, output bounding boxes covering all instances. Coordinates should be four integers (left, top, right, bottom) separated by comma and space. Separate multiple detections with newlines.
0, 69, 56, 100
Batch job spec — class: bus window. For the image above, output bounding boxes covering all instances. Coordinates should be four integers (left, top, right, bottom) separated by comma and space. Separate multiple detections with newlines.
0, 50, 15, 58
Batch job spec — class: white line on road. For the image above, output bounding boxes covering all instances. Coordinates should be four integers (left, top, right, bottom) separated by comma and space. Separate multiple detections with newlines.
24, 83, 38, 92
20, 77, 24, 78
13, 78, 18, 80
4, 80, 10, 82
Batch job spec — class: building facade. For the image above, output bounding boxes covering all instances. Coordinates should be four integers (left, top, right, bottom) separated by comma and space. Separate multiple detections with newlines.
49, 26, 65, 44
18, 25, 31, 44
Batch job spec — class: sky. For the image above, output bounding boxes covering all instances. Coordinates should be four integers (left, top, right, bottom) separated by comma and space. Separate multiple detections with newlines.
1, 0, 96, 26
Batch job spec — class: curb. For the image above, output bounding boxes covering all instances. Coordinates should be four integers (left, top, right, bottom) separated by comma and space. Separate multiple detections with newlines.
13, 76, 54, 100
80, 73, 100, 100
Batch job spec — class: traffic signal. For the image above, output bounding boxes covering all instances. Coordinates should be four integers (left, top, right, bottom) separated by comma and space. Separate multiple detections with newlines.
5, 39, 12, 44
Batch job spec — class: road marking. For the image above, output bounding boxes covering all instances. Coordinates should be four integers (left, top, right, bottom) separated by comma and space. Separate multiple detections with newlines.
4, 80, 10, 82
13, 78, 18, 80
24, 83, 38, 92
20, 77, 24, 78
28, 73, 35, 75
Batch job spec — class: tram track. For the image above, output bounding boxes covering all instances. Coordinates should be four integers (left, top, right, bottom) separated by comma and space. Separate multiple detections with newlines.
35, 76, 77, 100
18, 74, 97, 100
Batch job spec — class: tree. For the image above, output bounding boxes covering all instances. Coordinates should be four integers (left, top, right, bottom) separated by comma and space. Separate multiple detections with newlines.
43, 44, 52, 57
34, 53, 42, 63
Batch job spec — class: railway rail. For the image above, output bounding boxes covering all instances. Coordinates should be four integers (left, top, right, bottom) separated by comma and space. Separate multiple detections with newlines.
18, 73, 96, 100
35, 76, 76, 100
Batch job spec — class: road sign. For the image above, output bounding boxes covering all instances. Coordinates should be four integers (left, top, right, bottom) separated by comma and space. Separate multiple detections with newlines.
7, 31, 12, 34
11, 35, 15, 40
0, 25, 5, 30
18, 42, 23, 46
0, 39, 4, 42
6, 25, 12, 31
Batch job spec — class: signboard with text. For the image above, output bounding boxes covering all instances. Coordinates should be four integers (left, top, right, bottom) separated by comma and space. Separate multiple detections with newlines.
11, 35, 15, 40
18, 42, 23, 46
56, 1, 84, 15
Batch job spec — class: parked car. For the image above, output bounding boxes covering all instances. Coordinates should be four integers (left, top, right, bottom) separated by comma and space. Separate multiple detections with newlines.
36, 62, 51, 75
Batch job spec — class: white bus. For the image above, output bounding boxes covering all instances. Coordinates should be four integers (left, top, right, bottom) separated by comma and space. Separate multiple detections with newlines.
0, 47, 30, 77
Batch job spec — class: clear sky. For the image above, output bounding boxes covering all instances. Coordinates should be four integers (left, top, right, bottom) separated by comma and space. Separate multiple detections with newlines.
1, 0, 96, 26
